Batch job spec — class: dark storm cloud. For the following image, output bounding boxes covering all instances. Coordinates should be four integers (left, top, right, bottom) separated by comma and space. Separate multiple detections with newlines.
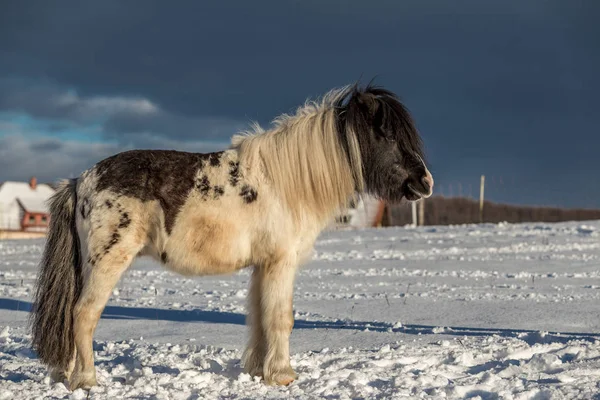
28, 138, 64, 152
103, 110, 245, 141
2, 0, 597, 120
0, 135, 121, 183
0, 134, 227, 183
0, 79, 246, 143
0, 0, 598, 206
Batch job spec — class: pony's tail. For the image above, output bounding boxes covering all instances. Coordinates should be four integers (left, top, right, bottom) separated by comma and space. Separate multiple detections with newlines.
30, 178, 82, 371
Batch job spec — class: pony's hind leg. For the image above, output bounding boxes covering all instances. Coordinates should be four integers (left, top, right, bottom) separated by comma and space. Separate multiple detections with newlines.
69, 252, 137, 390
50, 349, 76, 383
69, 208, 145, 390
69, 247, 140, 390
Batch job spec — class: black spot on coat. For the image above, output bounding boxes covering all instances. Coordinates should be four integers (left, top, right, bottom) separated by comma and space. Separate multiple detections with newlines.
208, 153, 221, 167
80, 198, 90, 219
197, 176, 211, 198
105, 200, 113, 209
229, 161, 240, 187
213, 185, 225, 199
105, 231, 120, 253
87, 254, 98, 267
161, 252, 168, 263
240, 185, 258, 204
90, 231, 121, 267
95, 150, 222, 234
118, 212, 131, 229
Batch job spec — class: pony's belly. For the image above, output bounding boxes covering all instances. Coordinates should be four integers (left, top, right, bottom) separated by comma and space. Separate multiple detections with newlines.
162, 216, 252, 276
164, 250, 249, 276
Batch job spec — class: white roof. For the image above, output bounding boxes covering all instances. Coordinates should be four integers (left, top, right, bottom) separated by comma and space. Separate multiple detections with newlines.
17, 197, 50, 213
0, 181, 55, 213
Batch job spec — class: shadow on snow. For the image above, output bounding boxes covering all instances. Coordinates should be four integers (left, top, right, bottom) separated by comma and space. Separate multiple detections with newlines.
2, 297, 599, 346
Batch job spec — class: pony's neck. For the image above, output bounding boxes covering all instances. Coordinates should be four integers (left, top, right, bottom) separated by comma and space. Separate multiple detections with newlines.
232, 99, 362, 226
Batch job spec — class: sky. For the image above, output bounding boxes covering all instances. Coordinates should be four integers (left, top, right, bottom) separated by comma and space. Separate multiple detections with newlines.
0, 0, 598, 208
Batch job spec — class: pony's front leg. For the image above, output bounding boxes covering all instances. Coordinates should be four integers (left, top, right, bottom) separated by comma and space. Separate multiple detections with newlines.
260, 256, 297, 386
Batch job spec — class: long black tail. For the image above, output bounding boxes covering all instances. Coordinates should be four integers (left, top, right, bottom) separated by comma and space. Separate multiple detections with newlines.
30, 178, 83, 370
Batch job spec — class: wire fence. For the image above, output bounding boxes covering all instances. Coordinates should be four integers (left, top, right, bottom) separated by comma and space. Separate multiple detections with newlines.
385, 196, 600, 227
383, 175, 600, 227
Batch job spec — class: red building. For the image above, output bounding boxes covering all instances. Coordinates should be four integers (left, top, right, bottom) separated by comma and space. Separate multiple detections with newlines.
0, 177, 55, 233
18, 198, 51, 231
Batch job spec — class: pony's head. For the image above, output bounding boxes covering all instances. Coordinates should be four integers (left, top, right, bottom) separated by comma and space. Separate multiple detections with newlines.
336, 84, 433, 203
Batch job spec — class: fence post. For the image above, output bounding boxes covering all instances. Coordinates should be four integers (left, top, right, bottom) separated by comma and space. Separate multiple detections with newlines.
418, 199, 425, 226
385, 202, 393, 226
411, 201, 417, 227
479, 175, 485, 223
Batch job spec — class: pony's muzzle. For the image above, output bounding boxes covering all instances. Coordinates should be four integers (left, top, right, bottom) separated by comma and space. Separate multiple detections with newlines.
421, 169, 434, 197
405, 168, 433, 200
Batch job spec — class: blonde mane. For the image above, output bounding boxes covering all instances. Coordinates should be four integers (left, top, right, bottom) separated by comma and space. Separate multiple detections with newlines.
231, 86, 364, 225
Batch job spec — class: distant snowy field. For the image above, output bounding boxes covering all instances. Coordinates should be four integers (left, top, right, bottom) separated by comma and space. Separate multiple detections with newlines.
1, 221, 600, 399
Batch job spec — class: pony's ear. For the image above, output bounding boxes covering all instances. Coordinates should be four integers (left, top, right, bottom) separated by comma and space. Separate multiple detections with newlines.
372, 99, 384, 130
356, 92, 380, 117
344, 88, 386, 138
356, 93, 387, 137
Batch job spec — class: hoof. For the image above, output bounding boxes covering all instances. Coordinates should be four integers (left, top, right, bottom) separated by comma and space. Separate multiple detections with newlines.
50, 368, 69, 384
264, 367, 297, 386
242, 348, 264, 378
246, 365, 264, 378
69, 371, 97, 391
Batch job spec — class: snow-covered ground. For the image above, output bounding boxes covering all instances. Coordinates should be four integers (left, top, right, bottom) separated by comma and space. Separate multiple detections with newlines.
1, 220, 600, 399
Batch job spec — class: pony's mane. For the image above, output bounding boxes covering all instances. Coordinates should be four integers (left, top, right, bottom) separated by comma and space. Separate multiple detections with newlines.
231, 85, 363, 225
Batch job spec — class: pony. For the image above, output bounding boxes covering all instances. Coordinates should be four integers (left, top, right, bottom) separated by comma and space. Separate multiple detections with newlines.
30, 83, 434, 390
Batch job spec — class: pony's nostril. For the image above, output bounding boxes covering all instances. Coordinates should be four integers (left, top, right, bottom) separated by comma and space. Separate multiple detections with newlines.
422, 176, 432, 190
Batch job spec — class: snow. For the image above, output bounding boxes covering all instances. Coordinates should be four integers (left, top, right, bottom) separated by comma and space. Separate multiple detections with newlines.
15, 197, 49, 214
1, 220, 600, 399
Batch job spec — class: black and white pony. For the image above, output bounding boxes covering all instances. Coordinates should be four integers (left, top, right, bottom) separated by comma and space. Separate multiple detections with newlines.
31, 83, 433, 390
